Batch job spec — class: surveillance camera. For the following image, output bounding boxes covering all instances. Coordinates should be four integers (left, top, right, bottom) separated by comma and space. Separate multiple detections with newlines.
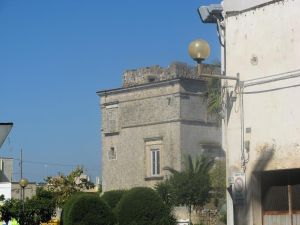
198, 4, 223, 24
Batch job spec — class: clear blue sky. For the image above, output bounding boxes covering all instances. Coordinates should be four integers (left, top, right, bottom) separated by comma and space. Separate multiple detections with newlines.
0, 0, 221, 183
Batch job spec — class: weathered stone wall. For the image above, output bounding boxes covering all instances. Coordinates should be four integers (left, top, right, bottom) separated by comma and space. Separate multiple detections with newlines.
102, 122, 181, 191
99, 63, 221, 192
123, 62, 220, 87
174, 207, 220, 225
101, 82, 182, 191
11, 182, 37, 200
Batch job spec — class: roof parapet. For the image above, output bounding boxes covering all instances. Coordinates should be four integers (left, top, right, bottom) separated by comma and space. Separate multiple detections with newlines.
123, 62, 220, 87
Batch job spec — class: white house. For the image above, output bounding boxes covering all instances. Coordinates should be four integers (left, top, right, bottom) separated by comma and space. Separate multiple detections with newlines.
200, 0, 300, 224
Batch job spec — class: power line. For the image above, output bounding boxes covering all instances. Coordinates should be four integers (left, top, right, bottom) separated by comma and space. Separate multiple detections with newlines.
244, 70, 300, 88
13, 158, 100, 172
244, 68, 300, 83
243, 83, 300, 94
14, 158, 77, 167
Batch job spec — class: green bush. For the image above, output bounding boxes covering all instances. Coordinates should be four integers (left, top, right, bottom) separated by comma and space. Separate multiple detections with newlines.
62, 193, 82, 225
63, 193, 115, 225
115, 187, 176, 225
101, 190, 127, 209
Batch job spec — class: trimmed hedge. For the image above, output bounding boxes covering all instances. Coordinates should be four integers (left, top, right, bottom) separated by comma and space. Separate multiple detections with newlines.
115, 187, 176, 225
101, 190, 127, 209
63, 193, 115, 225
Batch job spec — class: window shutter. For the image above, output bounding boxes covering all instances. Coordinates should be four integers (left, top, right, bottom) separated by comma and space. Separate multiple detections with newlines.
105, 106, 119, 133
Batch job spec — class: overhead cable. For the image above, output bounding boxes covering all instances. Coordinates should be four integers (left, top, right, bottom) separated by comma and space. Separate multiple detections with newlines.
243, 83, 300, 94
244, 70, 300, 87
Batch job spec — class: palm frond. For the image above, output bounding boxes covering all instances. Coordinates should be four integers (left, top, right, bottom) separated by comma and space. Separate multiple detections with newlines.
163, 166, 180, 175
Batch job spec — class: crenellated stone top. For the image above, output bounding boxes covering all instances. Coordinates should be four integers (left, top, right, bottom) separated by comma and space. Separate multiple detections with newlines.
122, 62, 221, 87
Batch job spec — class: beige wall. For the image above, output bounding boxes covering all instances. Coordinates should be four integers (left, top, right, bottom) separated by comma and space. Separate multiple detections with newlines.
11, 182, 37, 200
223, 0, 300, 224
102, 122, 181, 191
101, 81, 182, 191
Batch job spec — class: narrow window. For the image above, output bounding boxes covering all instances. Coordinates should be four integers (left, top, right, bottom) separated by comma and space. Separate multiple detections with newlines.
151, 149, 160, 176
104, 104, 119, 134
108, 147, 116, 160
144, 138, 163, 179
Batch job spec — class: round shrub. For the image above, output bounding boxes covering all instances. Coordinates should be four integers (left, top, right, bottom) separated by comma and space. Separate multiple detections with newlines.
115, 187, 176, 225
62, 193, 82, 225
101, 190, 127, 209
63, 193, 115, 225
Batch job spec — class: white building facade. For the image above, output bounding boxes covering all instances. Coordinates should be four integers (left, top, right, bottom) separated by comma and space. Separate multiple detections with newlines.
220, 0, 300, 225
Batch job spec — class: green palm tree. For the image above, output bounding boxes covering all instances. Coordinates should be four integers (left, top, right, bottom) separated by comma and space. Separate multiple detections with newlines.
207, 78, 222, 115
164, 155, 214, 224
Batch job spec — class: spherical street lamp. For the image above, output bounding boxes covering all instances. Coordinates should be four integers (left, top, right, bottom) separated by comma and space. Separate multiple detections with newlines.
19, 178, 29, 189
19, 178, 29, 213
188, 39, 211, 75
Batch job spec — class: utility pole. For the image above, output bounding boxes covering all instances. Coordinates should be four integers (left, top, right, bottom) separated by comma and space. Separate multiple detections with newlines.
19, 148, 28, 219
20, 148, 23, 200
20, 148, 23, 179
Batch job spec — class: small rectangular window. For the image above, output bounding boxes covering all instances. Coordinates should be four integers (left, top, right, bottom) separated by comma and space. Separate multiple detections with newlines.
144, 138, 163, 180
108, 147, 116, 160
151, 149, 160, 176
104, 104, 119, 134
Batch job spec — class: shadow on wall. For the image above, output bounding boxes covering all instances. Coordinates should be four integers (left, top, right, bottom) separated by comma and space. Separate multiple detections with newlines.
229, 150, 274, 225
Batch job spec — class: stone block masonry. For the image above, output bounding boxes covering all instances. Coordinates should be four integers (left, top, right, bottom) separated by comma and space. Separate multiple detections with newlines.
123, 62, 221, 87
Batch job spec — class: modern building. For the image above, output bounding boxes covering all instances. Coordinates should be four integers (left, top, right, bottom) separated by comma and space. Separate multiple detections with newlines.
97, 62, 223, 192
200, 0, 300, 225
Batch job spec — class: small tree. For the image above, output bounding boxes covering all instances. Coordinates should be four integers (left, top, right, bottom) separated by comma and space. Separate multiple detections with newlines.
155, 180, 175, 209
207, 60, 222, 116
45, 166, 95, 206
0, 199, 17, 224
210, 160, 226, 208
0, 189, 57, 225
0, 198, 35, 225
29, 188, 57, 223
164, 155, 214, 223
207, 77, 222, 115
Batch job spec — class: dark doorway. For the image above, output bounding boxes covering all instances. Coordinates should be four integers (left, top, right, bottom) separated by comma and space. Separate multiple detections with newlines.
262, 169, 300, 225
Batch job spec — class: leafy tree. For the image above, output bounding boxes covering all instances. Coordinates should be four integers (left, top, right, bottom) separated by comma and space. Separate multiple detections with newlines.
164, 155, 214, 223
0, 199, 18, 224
29, 188, 57, 223
205, 60, 222, 116
0, 189, 57, 225
0, 198, 33, 225
207, 78, 222, 115
155, 180, 175, 209
45, 166, 95, 206
210, 160, 226, 208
